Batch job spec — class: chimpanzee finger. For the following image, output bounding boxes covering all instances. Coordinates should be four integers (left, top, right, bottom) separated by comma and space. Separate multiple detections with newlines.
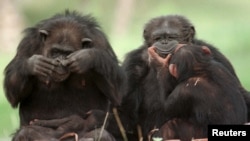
162, 53, 172, 67
30, 118, 69, 128
60, 58, 75, 67
39, 58, 59, 71
35, 66, 50, 77
41, 57, 60, 66
148, 46, 166, 65
148, 46, 156, 60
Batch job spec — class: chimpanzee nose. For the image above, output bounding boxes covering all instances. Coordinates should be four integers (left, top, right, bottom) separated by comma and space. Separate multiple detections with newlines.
57, 55, 66, 60
55, 56, 66, 66
161, 39, 169, 44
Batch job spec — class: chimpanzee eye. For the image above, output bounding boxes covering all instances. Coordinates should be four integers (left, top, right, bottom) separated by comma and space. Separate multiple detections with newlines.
168, 35, 179, 40
51, 48, 61, 58
154, 36, 161, 41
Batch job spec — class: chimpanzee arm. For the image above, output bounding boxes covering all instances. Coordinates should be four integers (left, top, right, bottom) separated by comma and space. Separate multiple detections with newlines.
63, 47, 125, 106
4, 29, 58, 108
4, 56, 34, 108
123, 48, 149, 101
4, 32, 40, 108
163, 82, 198, 119
122, 46, 150, 105
89, 48, 125, 106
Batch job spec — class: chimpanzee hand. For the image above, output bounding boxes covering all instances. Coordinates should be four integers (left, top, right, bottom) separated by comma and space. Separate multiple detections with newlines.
30, 115, 85, 135
148, 46, 172, 68
30, 110, 106, 134
61, 49, 94, 74
83, 109, 107, 131
26, 54, 59, 78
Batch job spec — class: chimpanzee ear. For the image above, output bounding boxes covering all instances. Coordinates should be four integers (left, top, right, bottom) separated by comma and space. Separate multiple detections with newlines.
201, 46, 211, 56
143, 29, 150, 42
39, 30, 49, 42
169, 64, 178, 78
190, 26, 195, 38
81, 38, 93, 49
187, 26, 195, 43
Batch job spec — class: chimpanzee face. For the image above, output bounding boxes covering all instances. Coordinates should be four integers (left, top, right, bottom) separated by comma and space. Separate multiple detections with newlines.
143, 16, 195, 47
40, 23, 92, 60
151, 21, 182, 45
38, 22, 93, 82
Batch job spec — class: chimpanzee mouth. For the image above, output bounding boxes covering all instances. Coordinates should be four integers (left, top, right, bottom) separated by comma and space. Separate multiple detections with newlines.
51, 72, 70, 82
154, 40, 178, 57
51, 65, 70, 82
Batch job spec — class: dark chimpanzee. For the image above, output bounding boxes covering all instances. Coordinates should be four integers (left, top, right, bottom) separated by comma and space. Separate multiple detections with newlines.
121, 15, 250, 140
12, 114, 116, 141
4, 10, 125, 140
148, 43, 247, 141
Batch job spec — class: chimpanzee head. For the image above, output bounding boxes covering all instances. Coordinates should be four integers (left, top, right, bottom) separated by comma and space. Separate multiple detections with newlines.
29, 11, 113, 82
143, 15, 195, 47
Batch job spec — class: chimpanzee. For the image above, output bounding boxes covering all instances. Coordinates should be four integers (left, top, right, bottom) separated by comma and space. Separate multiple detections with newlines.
12, 113, 116, 141
4, 10, 125, 140
147, 43, 247, 141
121, 15, 250, 140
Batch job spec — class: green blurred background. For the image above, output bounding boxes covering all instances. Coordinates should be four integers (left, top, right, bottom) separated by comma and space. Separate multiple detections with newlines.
1, 0, 250, 140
